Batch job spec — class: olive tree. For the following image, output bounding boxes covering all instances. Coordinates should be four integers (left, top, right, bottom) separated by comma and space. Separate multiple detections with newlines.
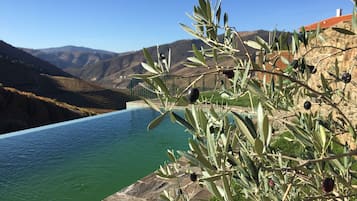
133, 0, 357, 200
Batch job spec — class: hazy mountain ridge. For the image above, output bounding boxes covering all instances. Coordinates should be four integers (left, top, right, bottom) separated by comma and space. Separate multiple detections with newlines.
33, 45, 116, 54
66, 38, 208, 88
23, 45, 118, 69
69, 30, 272, 89
18, 30, 278, 90
19, 30, 274, 89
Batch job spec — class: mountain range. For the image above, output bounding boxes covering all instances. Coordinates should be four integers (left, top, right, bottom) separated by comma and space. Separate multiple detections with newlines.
23, 45, 118, 70
0, 41, 72, 77
0, 40, 135, 133
23, 30, 273, 89
0, 29, 279, 133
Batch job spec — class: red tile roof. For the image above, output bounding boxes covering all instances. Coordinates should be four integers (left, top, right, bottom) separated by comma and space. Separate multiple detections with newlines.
304, 14, 352, 31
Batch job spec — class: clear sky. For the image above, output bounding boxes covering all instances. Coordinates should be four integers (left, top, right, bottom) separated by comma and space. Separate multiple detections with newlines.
0, 0, 355, 53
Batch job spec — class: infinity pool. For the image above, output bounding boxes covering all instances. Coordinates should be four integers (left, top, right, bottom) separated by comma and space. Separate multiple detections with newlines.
0, 108, 188, 201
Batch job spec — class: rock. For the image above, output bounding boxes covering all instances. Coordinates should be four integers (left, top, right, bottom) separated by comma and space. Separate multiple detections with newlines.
103, 159, 211, 201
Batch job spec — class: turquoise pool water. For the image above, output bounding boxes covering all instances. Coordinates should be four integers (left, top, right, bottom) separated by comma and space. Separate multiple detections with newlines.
0, 108, 189, 201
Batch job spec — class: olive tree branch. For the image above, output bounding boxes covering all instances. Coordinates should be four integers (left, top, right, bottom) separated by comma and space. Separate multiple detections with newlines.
301, 45, 353, 58
170, 74, 204, 110
304, 193, 357, 201
315, 46, 357, 67
178, 65, 355, 134
231, 28, 254, 63
297, 149, 357, 168
263, 149, 357, 172
282, 172, 296, 201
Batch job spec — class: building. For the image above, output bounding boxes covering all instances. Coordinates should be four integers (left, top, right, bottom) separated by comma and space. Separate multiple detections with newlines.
304, 9, 352, 32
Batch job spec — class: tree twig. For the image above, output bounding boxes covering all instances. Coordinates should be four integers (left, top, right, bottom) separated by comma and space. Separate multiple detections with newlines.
283, 172, 296, 201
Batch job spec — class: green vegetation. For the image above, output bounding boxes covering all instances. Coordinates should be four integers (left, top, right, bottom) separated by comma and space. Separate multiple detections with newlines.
199, 91, 258, 107
270, 131, 305, 157
134, 0, 357, 200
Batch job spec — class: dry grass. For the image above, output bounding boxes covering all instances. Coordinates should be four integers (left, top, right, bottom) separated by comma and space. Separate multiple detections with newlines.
4, 86, 96, 115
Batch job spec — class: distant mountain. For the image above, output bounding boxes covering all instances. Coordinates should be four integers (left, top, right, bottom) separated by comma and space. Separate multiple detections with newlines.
0, 86, 93, 134
0, 40, 72, 77
34, 45, 116, 54
22, 45, 118, 69
68, 30, 272, 89
0, 40, 135, 113
65, 38, 207, 88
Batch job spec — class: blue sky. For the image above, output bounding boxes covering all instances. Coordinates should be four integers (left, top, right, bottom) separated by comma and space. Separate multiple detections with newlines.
0, 0, 354, 53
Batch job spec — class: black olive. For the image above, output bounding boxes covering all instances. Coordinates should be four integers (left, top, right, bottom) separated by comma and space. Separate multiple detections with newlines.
322, 178, 334, 193
299, 59, 306, 73
227, 158, 237, 166
190, 172, 197, 182
307, 65, 317, 74
209, 126, 215, 133
318, 120, 330, 130
176, 188, 183, 195
290, 60, 299, 69
187, 88, 200, 104
223, 70, 234, 79
341, 72, 351, 83
159, 53, 166, 60
304, 101, 311, 110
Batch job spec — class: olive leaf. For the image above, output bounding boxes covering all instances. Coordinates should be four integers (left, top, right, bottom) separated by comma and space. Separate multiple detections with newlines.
171, 111, 195, 131
256, 36, 270, 53
332, 27, 356, 35
319, 125, 327, 150
189, 139, 215, 169
143, 48, 155, 67
255, 138, 264, 155
244, 40, 262, 50
147, 112, 168, 130
167, 149, 177, 162
257, 103, 269, 148
187, 57, 207, 67
141, 62, 158, 74
232, 111, 255, 145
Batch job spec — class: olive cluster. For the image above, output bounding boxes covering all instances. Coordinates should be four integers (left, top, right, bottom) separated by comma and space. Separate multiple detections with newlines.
290, 59, 317, 74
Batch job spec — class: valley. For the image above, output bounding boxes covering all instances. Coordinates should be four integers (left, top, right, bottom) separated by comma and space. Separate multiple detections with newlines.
0, 29, 282, 133
0, 40, 135, 133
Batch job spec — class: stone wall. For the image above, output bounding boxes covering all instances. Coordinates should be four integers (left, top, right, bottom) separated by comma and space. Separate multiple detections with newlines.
298, 21, 357, 147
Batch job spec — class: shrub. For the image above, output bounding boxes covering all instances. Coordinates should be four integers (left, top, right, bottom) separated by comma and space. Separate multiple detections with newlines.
134, 0, 357, 200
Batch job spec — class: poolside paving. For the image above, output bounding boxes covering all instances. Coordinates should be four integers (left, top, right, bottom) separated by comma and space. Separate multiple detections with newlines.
103, 158, 211, 201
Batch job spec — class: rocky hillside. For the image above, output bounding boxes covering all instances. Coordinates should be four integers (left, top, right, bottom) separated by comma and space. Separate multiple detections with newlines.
23, 45, 117, 69
0, 40, 72, 77
0, 40, 136, 111
0, 40, 137, 133
0, 86, 93, 134
64, 38, 207, 89
64, 30, 273, 89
